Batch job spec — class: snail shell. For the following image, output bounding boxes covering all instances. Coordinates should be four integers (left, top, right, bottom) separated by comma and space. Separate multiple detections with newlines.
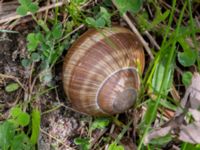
63, 26, 145, 116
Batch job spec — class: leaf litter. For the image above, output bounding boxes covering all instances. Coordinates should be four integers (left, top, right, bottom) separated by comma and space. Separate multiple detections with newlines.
144, 72, 200, 144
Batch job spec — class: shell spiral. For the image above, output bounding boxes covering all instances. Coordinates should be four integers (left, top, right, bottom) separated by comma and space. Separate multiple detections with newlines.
63, 27, 145, 116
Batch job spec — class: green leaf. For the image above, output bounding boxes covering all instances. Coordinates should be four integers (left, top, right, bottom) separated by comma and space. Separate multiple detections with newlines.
149, 134, 172, 146
85, 17, 97, 27
151, 10, 170, 29
178, 50, 197, 67
27, 33, 39, 52
21, 59, 31, 68
114, 0, 143, 14
11, 133, 33, 150
52, 24, 62, 39
74, 137, 90, 150
99, 7, 111, 26
151, 53, 173, 96
38, 20, 49, 32
182, 71, 193, 87
31, 53, 40, 62
18, 0, 32, 5
90, 117, 110, 131
16, 112, 30, 127
95, 17, 106, 28
108, 142, 124, 150
0, 121, 15, 150
10, 107, 22, 118
16, 6, 28, 16
17, 0, 38, 16
30, 109, 41, 144
140, 100, 157, 127
85, 7, 111, 28
178, 38, 197, 67
28, 3, 39, 13
10, 107, 30, 127
5, 83, 20, 92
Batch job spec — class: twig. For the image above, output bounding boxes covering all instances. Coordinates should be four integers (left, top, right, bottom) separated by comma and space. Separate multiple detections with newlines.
122, 13, 154, 59
0, 73, 25, 91
90, 128, 108, 149
144, 31, 160, 50
0, 1, 66, 24
58, 24, 85, 42
40, 128, 75, 150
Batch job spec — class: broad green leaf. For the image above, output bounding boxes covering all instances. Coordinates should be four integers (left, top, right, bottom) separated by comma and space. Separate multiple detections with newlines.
21, 58, 31, 68
151, 54, 173, 96
178, 50, 196, 67
31, 53, 40, 62
85, 7, 111, 28
74, 137, 90, 150
108, 142, 124, 150
16, 6, 28, 16
30, 109, 41, 144
11, 133, 33, 150
16, 112, 30, 127
27, 33, 39, 52
85, 17, 97, 27
114, 0, 143, 14
5, 83, 20, 92
28, 3, 39, 13
95, 17, 106, 28
0, 121, 15, 150
10, 107, 22, 118
52, 24, 62, 39
90, 117, 110, 131
17, 0, 38, 16
178, 38, 197, 67
99, 7, 111, 26
18, 0, 32, 5
182, 71, 193, 87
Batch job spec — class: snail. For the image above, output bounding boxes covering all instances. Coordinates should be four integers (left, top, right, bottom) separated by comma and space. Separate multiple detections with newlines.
63, 26, 145, 116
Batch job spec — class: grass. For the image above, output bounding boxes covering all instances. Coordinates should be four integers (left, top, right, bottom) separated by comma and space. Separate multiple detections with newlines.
0, 0, 200, 149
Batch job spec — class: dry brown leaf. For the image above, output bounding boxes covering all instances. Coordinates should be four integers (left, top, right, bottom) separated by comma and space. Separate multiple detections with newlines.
179, 122, 200, 144
189, 73, 200, 109
189, 109, 200, 122
176, 72, 200, 116
144, 126, 172, 145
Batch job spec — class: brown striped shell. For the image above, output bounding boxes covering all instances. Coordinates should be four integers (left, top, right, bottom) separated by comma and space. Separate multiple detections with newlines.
63, 26, 145, 116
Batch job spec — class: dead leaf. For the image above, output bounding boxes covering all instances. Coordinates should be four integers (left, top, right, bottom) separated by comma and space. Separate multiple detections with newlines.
189, 109, 200, 122
176, 72, 200, 116
179, 122, 200, 144
189, 73, 200, 109
144, 126, 172, 145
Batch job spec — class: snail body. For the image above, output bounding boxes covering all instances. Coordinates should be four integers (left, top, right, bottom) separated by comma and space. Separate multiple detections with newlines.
63, 27, 145, 116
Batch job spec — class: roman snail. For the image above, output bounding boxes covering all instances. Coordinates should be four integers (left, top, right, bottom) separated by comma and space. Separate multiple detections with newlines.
63, 26, 145, 116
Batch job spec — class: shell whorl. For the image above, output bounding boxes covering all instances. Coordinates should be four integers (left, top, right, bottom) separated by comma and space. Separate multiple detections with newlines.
63, 26, 145, 116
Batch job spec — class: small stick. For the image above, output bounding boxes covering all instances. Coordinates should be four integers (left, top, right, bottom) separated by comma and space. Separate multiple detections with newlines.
111, 0, 154, 59
0, 73, 25, 91
40, 128, 75, 150
0, 1, 65, 24
122, 13, 154, 59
